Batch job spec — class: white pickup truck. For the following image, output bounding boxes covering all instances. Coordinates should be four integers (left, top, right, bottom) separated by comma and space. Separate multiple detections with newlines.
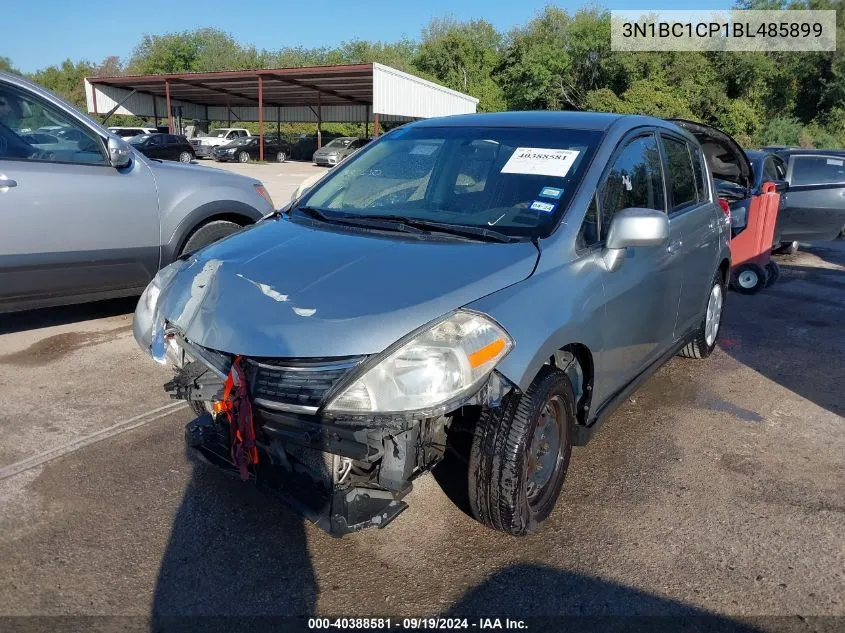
190, 128, 252, 158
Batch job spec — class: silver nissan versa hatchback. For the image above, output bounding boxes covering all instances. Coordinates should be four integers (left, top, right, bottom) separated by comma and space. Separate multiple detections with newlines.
134, 112, 731, 536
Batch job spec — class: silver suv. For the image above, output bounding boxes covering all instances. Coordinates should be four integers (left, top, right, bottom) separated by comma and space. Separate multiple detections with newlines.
0, 72, 275, 313
134, 112, 731, 536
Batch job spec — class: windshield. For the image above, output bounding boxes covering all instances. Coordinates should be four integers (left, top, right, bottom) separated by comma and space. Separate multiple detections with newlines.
226, 137, 253, 147
213, 130, 230, 138
325, 138, 354, 148
129, 134, 153, 144
299, 126, 601, 237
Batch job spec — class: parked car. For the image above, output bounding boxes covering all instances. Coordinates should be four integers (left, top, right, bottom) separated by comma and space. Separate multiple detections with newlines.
667, 121, 784, 294
191, 128, 252, 158
0, 71, 276, 313
312, 136, 370, 166
212, 135, 291, 163
768, 148, 845, 248
134, 111, 730, 537
129, 133, 196, 163
108, 126, 158, 138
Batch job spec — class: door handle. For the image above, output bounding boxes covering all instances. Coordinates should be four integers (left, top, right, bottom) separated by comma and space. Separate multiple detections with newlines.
666, 239, 683, 254
0, 178, 17, 188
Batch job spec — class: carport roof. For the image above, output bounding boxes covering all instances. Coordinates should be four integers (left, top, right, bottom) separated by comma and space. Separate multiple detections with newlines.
87, 63, 377, 107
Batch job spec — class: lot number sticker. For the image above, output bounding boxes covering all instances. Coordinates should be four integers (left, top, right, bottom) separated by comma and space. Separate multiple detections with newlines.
501, 148, 580, 178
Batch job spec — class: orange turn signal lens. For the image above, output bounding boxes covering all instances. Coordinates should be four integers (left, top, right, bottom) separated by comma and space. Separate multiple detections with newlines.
468, 337, 506, 368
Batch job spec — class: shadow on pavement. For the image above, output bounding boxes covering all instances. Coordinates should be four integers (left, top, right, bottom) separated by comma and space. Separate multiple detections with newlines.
150, 454, 317, 631
719, 246, 845, 418
0, 296, 137, 335
445, 563, 764, 632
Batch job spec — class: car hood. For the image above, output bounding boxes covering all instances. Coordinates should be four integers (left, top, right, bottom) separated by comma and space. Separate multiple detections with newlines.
141, 155, 261, 185
155, 217, 539, 358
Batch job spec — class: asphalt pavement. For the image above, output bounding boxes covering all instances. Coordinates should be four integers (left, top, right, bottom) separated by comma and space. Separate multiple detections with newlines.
0, 204, 842, 631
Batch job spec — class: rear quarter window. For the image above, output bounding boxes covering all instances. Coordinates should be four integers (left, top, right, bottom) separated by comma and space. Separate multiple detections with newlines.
662, 136, 697, 210
790, 156, 845, 185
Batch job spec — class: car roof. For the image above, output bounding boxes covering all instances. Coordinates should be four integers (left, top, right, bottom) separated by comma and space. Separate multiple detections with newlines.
409, 111, 635, 131
774, 148, 845, 156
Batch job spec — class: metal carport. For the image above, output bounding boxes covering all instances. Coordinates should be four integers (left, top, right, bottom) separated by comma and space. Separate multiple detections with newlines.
85, 63, 478, 160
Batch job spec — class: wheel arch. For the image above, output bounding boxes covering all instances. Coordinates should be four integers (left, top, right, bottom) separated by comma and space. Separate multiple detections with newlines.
162, 200, 263, 265
718, 257, 730, 286
548, 343, 595, 426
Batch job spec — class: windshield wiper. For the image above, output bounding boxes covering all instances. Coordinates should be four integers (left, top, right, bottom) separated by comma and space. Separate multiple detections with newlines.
293, 207, 425, 234
350, 215, 516, 243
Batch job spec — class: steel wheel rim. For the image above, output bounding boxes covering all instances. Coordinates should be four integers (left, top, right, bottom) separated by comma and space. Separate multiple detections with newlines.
526, 395, 564, 503
705, 283, 723, 346
277, 152, 286, 162
738, 270, 757, 289
239, 152, 249, 163
179, 152, 191, 163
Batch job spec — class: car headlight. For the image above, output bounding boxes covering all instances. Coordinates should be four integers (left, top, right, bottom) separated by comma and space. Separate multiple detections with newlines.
325, 310, 512, 414
132, 260, 186, 360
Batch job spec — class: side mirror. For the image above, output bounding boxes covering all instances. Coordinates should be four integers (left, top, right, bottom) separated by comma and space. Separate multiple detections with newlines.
107, 136, 132, 168
602, 207, 669, 273
767, 179, 789, 193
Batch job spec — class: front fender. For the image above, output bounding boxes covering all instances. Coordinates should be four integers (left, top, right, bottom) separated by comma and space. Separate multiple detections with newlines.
161, 196, 265, 264
467, 254, 606, 395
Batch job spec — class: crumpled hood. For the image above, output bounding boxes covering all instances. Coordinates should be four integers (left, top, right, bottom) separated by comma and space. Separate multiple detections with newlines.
156, 217, 538, 358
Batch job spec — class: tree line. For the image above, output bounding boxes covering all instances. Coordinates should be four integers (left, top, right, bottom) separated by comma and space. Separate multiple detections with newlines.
3, 0, 845, 148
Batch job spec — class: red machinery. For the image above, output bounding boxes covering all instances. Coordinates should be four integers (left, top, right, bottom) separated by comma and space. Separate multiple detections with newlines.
727, 181, 782, 294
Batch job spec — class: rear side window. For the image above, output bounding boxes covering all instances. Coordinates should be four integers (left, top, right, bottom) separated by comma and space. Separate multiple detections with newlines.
662, 136, 697, 210
691, 145, 709, 201
790, 156, 845, 185
598, 133, 666, 241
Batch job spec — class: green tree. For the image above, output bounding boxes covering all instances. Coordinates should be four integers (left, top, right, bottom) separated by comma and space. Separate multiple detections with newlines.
30, 59, 94, 108
414, 17, 506, 111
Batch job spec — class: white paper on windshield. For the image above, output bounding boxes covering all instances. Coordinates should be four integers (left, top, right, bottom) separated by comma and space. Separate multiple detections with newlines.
501, 148, 580, 178
826, 158, 843, 166
410, 144, 439, 156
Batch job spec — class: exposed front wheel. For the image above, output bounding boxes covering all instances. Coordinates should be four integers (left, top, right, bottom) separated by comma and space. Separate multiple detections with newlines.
179, 151, 193, 163
679, 271, 725, 359
179, 220, 243, 257
468, 366, 575, 536
238, 151, 250, 163
730, 263, 768, 295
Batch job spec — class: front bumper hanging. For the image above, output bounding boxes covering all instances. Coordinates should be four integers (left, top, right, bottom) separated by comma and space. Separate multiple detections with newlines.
166, 359, 516, 536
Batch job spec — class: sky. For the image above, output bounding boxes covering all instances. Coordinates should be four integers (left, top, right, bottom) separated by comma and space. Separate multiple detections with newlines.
5, 0, 733, 73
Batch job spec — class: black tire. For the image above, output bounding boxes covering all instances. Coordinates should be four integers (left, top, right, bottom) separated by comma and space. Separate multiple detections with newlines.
765, 261, 780, 287
238, 151, 250, 164
180, 220, 242, 257
468, 366, 575, 536
730, 262, 768, 295
679, 270, 725, 359
276, 150, 287, 163
179, 151, 193, 163
773, 241, 799, 255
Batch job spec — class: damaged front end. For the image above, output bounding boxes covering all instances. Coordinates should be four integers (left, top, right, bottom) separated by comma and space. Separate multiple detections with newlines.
165, 346, 517, 536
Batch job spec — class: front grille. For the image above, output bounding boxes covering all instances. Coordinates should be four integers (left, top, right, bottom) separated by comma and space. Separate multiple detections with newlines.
246, 357, 362, 411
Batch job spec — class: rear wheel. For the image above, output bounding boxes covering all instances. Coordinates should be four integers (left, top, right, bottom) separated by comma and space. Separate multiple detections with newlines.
180, 220, 242, 257
469, 366, 574, 536
238, 151, 250, 163
679, 271, 724, 359
765, 261, 781, 287
730, 263, 768, 295
179, 151, 192, 163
